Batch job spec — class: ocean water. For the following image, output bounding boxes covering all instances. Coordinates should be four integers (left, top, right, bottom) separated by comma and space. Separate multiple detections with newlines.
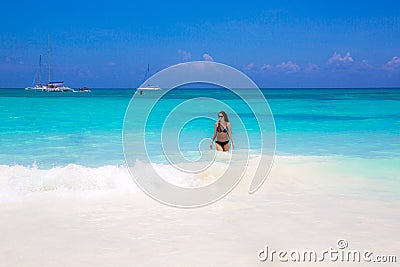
1, 88, 399, 165
0, 88, 399, 201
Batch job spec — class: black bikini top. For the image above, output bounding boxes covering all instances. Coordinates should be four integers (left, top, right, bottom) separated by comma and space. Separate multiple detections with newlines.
217, 122, 228, 133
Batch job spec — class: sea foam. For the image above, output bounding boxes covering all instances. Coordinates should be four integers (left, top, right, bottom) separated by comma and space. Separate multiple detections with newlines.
0, 151, 251, 202
0, 164, 136, 202
1, 155, 399, 203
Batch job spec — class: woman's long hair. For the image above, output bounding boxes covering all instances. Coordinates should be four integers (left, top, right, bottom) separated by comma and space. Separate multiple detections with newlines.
219, 111, 229, 122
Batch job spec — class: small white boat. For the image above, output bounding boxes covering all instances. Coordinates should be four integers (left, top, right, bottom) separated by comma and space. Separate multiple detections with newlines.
77, 87, 91, 92
137, 64, 161, 93
137, 85, 161, 91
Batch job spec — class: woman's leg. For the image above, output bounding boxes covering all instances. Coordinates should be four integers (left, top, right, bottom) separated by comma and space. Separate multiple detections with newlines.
215, 143, 224, 151
223, 142, 230, 152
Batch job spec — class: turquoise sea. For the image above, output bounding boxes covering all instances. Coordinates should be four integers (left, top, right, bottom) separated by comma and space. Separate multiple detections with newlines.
1, 88, 399, 167
0, 87, 399, 202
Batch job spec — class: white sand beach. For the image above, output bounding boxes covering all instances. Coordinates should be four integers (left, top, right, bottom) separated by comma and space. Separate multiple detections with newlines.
1, 155, 399, 266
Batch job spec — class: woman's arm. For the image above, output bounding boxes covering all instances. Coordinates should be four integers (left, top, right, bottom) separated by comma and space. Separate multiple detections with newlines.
227, 122, 235, 149
210, 123, 218, 149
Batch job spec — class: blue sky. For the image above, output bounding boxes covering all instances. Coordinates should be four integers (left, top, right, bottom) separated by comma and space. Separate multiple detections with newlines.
1, 0, 399, 88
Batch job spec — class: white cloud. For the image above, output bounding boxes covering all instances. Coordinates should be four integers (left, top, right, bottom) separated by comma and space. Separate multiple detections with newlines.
327, 52, 375, 73
275, 61, 300, 73
258, 61, 300, 73
351, 59, 373, 71
383, 56, 400, 71
328, 52, 354, 64
360, 59, 372, 68
261, 64, 273, 71
178, 50, 191, 61
202, 53, 214, 61
245, 63, 255, 70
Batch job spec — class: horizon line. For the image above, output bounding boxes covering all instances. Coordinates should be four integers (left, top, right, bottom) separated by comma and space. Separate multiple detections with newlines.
1, 87, 400, 90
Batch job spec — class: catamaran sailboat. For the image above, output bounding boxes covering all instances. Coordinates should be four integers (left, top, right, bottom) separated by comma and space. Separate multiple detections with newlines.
26, 37, 74, 92
25, 58, 74, 92
137, 64, 161, 92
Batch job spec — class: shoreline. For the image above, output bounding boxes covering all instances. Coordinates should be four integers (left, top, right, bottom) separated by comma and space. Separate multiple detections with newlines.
1, 154, 399, 203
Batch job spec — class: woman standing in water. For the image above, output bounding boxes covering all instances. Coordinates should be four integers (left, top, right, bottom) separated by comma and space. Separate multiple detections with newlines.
210, 111, 235, 152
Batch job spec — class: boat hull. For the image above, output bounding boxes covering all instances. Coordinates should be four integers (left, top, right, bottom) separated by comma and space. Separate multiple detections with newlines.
137, 86, 161, 91
25, 85, 74, 92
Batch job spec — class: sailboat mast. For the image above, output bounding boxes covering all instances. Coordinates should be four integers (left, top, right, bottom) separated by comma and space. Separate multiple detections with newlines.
47, 35, 51, 83
38, 55, 41, 85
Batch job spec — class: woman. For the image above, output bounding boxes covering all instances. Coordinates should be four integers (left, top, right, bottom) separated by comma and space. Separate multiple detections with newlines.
210, 111, 235, 152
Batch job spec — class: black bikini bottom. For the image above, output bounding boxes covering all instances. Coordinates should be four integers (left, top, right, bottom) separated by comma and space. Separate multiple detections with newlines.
215, 140, 229, 148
